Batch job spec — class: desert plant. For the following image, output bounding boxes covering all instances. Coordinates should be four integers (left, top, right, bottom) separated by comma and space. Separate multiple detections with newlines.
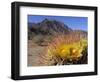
45, 34, 88, 65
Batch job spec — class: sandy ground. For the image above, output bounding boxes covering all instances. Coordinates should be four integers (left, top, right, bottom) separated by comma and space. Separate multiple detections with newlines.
28, 40, 48, 66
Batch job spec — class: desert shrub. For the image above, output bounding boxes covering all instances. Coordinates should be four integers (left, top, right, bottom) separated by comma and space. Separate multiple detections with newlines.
32, 34, 44, 45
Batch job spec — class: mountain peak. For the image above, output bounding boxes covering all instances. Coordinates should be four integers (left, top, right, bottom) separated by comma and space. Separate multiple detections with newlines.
43, 18, 49, 21
28, 18, 87, 40
28, 18, 73, 38
42, 18, 55, 23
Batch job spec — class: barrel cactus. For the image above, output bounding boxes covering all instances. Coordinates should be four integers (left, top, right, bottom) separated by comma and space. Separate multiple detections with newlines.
46, 34, 88, 65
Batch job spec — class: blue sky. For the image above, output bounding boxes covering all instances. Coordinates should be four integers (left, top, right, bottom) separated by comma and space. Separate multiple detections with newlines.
28, 15, 88, 31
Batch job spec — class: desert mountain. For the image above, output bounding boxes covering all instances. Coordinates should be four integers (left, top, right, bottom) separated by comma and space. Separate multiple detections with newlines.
28, 18, 87, 40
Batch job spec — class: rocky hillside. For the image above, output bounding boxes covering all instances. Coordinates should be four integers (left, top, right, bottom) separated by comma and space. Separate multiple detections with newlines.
28, 18, 87, 45
28, 19, 73, 39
